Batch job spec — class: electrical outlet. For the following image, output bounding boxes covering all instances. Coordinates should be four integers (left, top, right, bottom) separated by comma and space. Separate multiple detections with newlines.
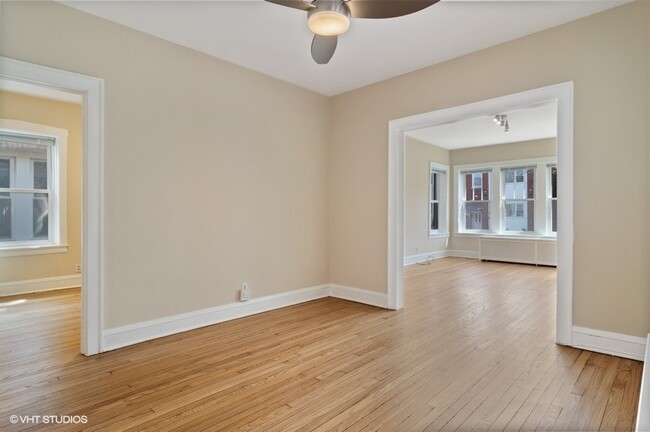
75, 264, 81, 273
240, 282, 251, 302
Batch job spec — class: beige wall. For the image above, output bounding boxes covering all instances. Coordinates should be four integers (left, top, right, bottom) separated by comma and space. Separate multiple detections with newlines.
0, 1, 330, 328
0, 90, 82, 282
450, 138, 556, 166
404, 136, 450, 257
331, 2, 650, 337
2, 1, 649, 339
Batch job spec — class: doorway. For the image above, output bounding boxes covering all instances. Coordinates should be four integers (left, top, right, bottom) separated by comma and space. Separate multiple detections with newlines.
0, 56, 105, 355
388, 82, 574, 346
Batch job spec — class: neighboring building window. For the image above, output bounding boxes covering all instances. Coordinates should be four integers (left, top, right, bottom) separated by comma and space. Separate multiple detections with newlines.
549, 165, 557, 233
462, 170, 490, 231
502, 166, 535, 232
0, 131, 58, 247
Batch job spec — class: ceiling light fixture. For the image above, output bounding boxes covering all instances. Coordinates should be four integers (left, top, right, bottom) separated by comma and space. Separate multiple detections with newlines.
308, 2, 350, 36
494, 114, 510, 133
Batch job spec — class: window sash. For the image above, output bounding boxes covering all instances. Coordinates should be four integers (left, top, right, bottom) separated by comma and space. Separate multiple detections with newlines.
0, 132, 55, 245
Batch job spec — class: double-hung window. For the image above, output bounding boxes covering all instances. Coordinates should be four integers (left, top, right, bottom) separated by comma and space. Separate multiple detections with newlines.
0, 124, 66, 253
461, 170, 491, 231
502, 166, 535, 232
429, 163, 448, 235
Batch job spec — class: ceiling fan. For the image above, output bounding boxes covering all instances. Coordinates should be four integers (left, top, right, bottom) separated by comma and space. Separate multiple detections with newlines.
265, 0, 439, 64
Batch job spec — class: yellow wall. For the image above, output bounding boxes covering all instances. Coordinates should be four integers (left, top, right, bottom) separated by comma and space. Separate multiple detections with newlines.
0, 90, 82, 282
331, 2, 650, 337
0, 1, 331, 328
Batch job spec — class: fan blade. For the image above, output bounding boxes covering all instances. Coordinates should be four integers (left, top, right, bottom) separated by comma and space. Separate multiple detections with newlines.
311, 34, 338, 64
346, 0, 439, 19
265, 0, 316, 12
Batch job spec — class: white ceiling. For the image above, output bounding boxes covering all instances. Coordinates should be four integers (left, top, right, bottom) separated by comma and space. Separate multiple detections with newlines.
406, 101, 557, 149
60, 0, 630, 96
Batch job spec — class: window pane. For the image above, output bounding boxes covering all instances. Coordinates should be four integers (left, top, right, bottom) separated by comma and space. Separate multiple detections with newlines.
465, 202, 489, 230
482, 172, 490, 200
552, 199, 557, 232
465, 174, 472, 201
431, 202, 439, 230
0, 193, 10, 240
0, 159, 9, 188
431, 173, 438, 201
551, 167, 557, 198
503, 168, 534, 200
33, 193, 49, 239
33, 160, 48, 190
504, 199, 534, 231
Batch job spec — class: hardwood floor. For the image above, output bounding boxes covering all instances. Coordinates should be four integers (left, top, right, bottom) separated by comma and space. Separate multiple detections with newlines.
0, 258, 642, 431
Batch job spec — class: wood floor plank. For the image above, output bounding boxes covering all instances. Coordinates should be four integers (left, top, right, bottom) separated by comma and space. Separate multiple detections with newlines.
0, 258, 643, 431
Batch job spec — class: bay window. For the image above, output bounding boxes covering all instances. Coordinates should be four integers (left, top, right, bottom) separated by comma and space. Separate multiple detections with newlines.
457, 158, 556, 236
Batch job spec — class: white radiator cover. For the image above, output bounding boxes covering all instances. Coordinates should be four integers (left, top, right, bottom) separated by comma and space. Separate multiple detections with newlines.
479, 236, 556, 266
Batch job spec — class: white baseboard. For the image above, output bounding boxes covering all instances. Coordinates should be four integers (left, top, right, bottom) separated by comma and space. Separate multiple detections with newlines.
0, 274, 81, 297
103, 284, 331, 351
404, 251, 451, 266
450, 250, 480, 259
329, 284, 389, 308
636, 334, 650, 432
572, 326, 647, 361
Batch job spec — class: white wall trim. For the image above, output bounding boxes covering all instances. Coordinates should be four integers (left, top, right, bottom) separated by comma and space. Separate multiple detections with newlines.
0, 275, 81, 297
103, 285, 331, 351
103, 283, 391, 351
404, 251, 452, 266
330, 284, 389, 308
0, 56, 105, 355
449, 250, 480, 260
388, 82, 574, 346
636, 334, 650, 432
572, 326, 647, 361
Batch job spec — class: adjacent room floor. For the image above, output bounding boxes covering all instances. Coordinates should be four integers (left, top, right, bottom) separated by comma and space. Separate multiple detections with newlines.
0, 258, 642, 431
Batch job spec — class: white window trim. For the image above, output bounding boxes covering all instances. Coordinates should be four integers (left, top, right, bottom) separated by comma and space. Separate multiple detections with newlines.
0, 119, 68, 256
458, 168, 493, 234
429, 161, 449, 237
455, 157, 557, 237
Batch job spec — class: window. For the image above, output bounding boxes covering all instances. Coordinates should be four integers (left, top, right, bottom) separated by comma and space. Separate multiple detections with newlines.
429, 163, 448, 235
549, 165, 557, 233
0, 123, 67, 254
456, 158, 556, 236
461, 170, 490, 231
502, 166, 535, 232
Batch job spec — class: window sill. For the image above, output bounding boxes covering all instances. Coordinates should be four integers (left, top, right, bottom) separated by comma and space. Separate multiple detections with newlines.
454, 232, 556, 241
429, 232, 450, 239
0, 244, 69, 257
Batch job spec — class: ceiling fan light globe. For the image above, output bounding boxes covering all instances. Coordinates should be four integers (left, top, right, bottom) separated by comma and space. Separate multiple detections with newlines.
308, 11, 350, 36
